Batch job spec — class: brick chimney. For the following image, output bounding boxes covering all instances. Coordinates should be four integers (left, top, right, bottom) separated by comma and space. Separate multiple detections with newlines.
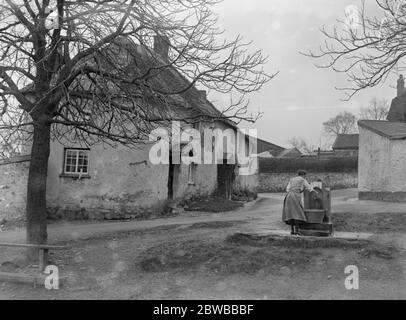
153, 35, 170, 61
198, 90, 207, 100
398, 74, 405, 97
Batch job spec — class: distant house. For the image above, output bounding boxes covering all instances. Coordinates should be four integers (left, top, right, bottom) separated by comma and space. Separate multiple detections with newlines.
256, 138, 285, 157
257, 146, 302, 159
276, 148, 302, 159
255, 139, 302, 158
332, 134, 359, 157
257, 151, 274, 158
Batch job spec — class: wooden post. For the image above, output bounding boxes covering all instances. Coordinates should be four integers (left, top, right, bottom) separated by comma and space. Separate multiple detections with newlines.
303, 190, 310, 210
322, 188, 332, 223
38, 248, 48, 273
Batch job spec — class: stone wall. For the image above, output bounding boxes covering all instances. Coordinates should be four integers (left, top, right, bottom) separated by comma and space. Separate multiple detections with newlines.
0, 159, 30, 221
359, 191, 406, 202
234, 174, 258, 193
259, 172, 358, 193
333, 149, 359, 157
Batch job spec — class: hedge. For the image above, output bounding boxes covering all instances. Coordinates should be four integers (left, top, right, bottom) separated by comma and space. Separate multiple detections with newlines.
259, 157, 358, 173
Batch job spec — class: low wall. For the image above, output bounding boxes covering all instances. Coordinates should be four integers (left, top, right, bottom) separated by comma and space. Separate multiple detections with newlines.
0, 160, 30, 221
359, 191, 406, 202
259, 157, 358, 173
259, 172, 358, 193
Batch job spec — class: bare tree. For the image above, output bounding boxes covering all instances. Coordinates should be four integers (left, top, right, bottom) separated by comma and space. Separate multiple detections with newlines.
323, 112, 358, 136
303, 0, 406, 100
0, 136, 21, 158
287, 137, 316, 155
0, 0, 273, 258
360, 97, 390, 120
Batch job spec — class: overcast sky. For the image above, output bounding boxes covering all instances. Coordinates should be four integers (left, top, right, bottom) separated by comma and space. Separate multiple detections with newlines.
210, 0, 397, 148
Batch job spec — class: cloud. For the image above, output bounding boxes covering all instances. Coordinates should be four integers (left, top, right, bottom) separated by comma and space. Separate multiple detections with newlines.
271, 20, 281, 31
283, 101, 361, 112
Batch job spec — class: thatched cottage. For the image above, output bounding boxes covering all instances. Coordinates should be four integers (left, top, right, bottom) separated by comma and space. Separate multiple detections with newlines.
0, 37, 258, 221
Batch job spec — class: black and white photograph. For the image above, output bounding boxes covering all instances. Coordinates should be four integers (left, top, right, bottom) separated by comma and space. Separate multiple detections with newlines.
0, 0, 405, 304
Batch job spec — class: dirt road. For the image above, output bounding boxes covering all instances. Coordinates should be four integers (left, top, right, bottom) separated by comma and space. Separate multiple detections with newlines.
3, 189, 405, 244
0, 189, 405, 299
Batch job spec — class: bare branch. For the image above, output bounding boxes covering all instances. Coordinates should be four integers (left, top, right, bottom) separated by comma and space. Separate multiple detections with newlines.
304, 0, 406, 99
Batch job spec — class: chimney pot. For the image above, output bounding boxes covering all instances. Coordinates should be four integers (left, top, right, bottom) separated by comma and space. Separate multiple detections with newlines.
199, 90, 207, 100
153, 35, 170, 61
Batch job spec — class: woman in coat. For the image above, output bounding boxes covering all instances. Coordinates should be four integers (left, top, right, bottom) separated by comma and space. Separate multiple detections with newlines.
282, 170, 313, 235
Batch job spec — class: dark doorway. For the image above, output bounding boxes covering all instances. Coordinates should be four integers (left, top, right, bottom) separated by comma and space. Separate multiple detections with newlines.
168, 154, 180, 200
217, 162, 236, 199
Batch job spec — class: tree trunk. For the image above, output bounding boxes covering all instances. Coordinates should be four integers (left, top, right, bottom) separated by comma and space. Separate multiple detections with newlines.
26, 119, 51, 261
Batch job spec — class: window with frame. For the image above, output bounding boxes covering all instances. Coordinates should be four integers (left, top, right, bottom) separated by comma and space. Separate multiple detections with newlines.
64, 148, 90, 175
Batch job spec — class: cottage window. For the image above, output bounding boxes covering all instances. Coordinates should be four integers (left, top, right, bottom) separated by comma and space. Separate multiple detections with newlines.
63, 148, 90, 175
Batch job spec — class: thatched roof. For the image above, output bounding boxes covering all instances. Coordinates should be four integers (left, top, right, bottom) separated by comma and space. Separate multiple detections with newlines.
22, 37, 238, 129
101, 37, 237, 127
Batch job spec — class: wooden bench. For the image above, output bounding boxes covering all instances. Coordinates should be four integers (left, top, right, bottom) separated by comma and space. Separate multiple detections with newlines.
0, 271, 49, 287
0, 243, 69, 287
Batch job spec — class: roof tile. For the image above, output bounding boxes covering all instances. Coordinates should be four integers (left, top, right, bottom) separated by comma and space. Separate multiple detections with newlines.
358, 120, 406, 140
332, 134, 359, 150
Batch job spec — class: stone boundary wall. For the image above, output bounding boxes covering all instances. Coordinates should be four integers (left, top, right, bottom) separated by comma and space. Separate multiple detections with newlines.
0, 159, 30, 221
259, 172, 358, 193
359, 191, 406, 202
259, 157, 358, 173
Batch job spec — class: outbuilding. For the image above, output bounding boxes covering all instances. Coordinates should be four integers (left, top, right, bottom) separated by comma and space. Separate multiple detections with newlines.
358, 120, 406, 202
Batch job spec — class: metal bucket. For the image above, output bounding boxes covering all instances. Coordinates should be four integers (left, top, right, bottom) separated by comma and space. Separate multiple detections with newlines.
305, 209, 326, 224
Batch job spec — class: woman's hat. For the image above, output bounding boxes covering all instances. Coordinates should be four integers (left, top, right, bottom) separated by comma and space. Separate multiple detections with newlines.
297, 169, 307, 176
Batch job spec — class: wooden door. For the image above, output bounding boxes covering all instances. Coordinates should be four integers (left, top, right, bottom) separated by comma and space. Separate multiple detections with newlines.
217, 163, 236, 199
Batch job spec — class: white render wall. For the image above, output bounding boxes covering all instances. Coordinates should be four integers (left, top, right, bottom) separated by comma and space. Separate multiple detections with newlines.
388, 139, 406, 192
359, 126, 406, 201
358, 126, 391, 193
46, 140, 170, 218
